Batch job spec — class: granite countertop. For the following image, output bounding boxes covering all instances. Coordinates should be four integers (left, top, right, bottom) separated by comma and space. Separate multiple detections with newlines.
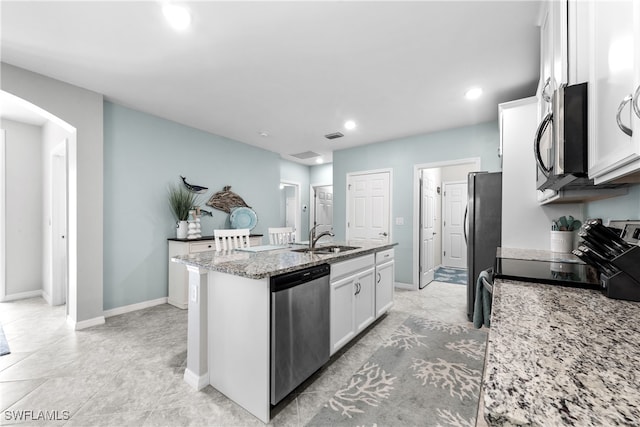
171, 241, 396, 279
483, 278, 640, 426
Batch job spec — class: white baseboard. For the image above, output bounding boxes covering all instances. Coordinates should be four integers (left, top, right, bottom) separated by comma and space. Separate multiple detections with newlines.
42, 290, 52, 305
1, 289, 43, 302
394, 281, 416, 291
103, 297, 168, 318
68, 315, 106, 330
184, 368, 209, 391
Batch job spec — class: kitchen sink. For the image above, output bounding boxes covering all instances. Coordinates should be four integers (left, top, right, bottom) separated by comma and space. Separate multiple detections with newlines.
291, 245, 360, 254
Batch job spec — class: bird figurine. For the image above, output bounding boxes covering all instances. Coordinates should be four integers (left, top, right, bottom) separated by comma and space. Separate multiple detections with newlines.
206, 185, 251, 213
180, 175, 208, 194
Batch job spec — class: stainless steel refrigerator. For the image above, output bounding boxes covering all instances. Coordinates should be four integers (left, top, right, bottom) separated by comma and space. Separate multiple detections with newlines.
466, 171, 502, 322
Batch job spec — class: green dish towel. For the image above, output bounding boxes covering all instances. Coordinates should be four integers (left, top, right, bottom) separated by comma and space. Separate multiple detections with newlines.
473, 268, 493, 329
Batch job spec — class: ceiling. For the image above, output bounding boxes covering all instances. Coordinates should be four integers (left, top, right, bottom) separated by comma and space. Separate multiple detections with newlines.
0, 1, 542, 165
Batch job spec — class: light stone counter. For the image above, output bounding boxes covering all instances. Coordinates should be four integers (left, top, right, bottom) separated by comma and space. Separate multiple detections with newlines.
483, 278, 640, 426
172, 241, 396, 279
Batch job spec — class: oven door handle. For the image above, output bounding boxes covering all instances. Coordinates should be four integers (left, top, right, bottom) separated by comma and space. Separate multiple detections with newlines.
534, 112, 553, 177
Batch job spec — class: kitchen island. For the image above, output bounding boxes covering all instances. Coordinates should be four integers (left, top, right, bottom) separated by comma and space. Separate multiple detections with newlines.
171, 241, 396, 422
483, 277, 640, 425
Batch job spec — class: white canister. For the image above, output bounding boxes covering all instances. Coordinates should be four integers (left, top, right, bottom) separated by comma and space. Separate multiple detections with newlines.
550, 230, 573, 253
176, 220, 188, 239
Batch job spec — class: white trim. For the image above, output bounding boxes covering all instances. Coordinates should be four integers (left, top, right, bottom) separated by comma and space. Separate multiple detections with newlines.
68, 315, 105, 330
103, 296, 168, 318
394, 281, 414, 290
0, 129, 5, 302
309, 181, 333, 238
42, 289, 52, 305
345, 168, 393, 243
279, 180, 302, 243
184, 368, 209, 391
412, 158, 481, 289
1, 289, 43, 302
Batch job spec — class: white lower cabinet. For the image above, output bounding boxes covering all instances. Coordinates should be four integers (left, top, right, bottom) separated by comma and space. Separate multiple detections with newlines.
330, 250, 394, 356
375, 249, 395, 317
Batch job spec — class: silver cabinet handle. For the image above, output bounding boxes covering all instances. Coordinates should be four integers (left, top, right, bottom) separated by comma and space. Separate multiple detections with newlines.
542, 77, 553, 103
354, 282, 361, 295
616, 94, 633, 137
633, 85, 640, 119
379, 232, 388, 237
534, 112, 553, 176
377, 272, 381, 284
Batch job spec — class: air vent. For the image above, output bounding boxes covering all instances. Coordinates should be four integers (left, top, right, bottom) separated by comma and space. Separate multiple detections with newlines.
325, 132, 344, 140
290, 151, 321, 159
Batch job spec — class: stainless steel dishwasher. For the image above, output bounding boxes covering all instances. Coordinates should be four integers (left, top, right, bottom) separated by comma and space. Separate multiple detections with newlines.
270, 263, 330, 405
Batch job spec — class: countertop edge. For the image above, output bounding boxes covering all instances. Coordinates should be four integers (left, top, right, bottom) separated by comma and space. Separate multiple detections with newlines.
172, 242, 398, 279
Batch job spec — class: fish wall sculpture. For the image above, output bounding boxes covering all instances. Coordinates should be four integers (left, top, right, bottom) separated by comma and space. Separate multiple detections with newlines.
206, 185, 251, 213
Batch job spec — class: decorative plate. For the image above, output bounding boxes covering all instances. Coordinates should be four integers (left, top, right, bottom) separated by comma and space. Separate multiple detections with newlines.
230, 207, 258, 230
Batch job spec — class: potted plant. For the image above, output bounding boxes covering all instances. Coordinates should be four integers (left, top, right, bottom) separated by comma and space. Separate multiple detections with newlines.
168, 184, 200, 239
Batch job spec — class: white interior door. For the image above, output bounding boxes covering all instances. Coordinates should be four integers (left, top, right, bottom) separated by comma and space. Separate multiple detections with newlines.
442, 181, 467, 269
314, 185, 333, 235
420, 169, 436, 288
347, 171, 390, 243
51, 143, 67, 306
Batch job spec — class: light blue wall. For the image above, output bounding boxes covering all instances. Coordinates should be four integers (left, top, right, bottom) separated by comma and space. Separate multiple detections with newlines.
333, 121, 501, 285
310, 163, 333, 185
279, 159, 311, 236
104, 102, 280, 310
585, 184, 640, 221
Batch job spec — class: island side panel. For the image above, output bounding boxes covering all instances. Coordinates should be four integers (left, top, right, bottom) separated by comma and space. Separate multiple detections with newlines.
208, 271, 271, 423
184, 266, 209, 390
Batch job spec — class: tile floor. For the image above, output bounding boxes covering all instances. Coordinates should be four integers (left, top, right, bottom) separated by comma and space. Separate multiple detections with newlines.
0, 281, 481, 426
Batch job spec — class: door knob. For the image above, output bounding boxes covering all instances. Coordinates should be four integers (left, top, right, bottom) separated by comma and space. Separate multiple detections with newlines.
379, 232, 388, 237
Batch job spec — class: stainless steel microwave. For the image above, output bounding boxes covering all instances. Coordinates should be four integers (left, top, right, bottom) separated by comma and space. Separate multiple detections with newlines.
534, 82, 588, 191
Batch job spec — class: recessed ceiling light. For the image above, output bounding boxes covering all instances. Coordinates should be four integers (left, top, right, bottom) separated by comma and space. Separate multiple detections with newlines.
163, 3, 191, 31
316, 157, 324, 164
259, 131, 269, 137
344, 120, 357, 130
465, 87, 483, 100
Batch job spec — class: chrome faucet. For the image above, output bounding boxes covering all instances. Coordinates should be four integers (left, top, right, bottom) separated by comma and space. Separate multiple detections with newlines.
309, 224, 335, 251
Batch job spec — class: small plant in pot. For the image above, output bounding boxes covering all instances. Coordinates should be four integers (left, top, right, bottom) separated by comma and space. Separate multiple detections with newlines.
168, 184, 200, 239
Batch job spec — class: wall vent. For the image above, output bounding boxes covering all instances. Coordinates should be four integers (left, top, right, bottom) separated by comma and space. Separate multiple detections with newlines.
324, 132, 344, 140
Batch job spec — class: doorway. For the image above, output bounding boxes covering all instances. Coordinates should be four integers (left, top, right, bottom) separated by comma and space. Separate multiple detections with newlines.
312, 184, 334, 236
50, 141, 68, 307
0, 91, 76, 324
279, 181, 301, 243
442, 180, 467, 269
413, 158, 480, 290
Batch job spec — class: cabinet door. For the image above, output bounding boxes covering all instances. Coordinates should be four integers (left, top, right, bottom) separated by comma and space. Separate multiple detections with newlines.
354, 268, 375, 333
330, 275, 356, 355
588, 0, 640, 182
375, 260, 394, 318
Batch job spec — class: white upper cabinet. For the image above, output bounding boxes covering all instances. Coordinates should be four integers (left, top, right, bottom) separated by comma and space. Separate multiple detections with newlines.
586, 0, 640, 184
537, 0, 569, 121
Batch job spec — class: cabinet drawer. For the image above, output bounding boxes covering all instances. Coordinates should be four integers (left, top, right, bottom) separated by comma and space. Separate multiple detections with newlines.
330, 254, 374, 281
189, 241, 216, 253
375, 249, 394, 265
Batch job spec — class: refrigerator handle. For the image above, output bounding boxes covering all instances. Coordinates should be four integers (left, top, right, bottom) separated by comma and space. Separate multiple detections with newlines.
463, 205, 468, 245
